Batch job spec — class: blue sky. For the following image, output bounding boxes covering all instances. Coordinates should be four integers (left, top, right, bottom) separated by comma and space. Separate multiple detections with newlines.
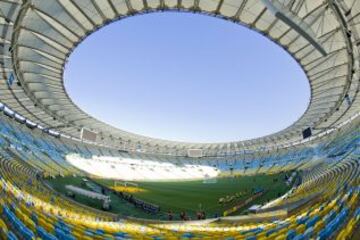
64, 12, 310, 143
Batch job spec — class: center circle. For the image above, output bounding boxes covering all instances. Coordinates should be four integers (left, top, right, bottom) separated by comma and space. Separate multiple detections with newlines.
64, 12, 310, 143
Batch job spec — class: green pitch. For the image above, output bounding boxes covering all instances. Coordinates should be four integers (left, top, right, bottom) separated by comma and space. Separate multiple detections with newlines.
46, 172, 291, 220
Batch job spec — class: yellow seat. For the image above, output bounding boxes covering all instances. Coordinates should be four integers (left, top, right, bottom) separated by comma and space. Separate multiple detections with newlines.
295, 224, 305, 234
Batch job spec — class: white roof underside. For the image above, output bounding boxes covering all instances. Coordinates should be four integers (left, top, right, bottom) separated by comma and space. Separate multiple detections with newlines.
0, 0, 359, 155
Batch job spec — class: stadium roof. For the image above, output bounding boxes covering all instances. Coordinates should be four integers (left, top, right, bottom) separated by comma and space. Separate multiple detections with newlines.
0, 0, 359, 155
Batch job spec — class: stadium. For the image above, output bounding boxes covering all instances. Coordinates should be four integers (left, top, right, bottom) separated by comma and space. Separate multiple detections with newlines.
0, 0, 359, 240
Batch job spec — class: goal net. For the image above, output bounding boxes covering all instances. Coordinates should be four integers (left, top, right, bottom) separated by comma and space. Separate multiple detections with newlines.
114, 181, 139, 188
203, 174, 217, 184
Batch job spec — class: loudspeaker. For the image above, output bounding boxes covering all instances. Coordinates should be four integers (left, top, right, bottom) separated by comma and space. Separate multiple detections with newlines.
302, 127, 312, 139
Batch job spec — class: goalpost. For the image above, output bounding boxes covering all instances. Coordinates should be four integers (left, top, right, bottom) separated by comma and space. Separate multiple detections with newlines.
114, 180, 139, 188
203, 174, 217, 184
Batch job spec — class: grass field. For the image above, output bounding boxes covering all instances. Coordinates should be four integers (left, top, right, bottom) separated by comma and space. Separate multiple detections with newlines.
46, 172, 291, 220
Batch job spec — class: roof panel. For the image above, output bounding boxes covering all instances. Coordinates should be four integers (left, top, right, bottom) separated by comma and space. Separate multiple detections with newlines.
0, 0, 357, 154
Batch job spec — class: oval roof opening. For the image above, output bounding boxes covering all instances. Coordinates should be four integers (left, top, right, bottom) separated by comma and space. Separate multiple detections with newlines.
64, 12, 310, 143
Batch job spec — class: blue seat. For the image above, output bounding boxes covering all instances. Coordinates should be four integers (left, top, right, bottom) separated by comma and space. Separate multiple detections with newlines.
286, 229, 296, 240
